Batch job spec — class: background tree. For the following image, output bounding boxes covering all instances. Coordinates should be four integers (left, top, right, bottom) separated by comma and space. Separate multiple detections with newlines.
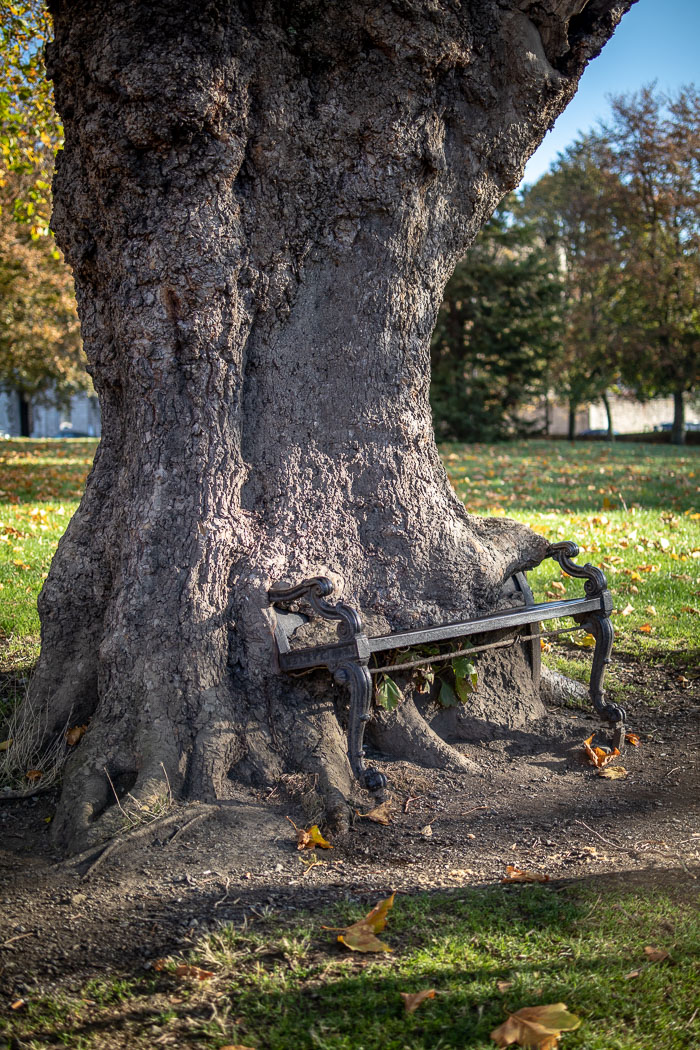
26, 0, 633, 852
430, 203, 562, 442
521, 136, 624, 440
0, 208, 84, 426
0, 0, 86, 424
604, 86, 700, 445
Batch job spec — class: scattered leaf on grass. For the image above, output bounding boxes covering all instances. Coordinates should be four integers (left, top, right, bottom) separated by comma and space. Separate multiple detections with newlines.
644, 946, 671, 963
220, 1045, 257, 1049
497, 981, 515, 993
174, 964, 214, 980
598, 766, 628, 779
501, 865, 549, 884
66, 724, 88, 746
400, 989, 436, 1013
286, 816, 333, 850
624, 968, 642, 980
583, 735, 620, 768
625, 733, 641, 746
356, 801, 393, 825
638, 623, 653, 634
0, 739, 11, 751
10, 999, 25, 1010
333, 893, 395, 953
621, 603, 634, 616
490, 1002, 580, 1048
579, 633, 595, 648
645, 605, 657, 617
25, 769, 42, 782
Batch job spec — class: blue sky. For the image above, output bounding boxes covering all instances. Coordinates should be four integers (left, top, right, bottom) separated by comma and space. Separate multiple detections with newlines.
521, 0, 700, 185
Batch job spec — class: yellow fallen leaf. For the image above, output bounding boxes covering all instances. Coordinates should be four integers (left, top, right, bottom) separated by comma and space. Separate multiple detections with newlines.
490, 1002, 580, 1048
356, 801, 393, 825
598, 766, 628, 779
638, 623, 653, 633
400, 989, 436, 1013
66, 724, 88, 746
334, 893, 395, 953
551, 581, 566, 594
579, 633, 595, 648
625, 733, 641, 746
644, 605, 657, 617
0, 738, 11, 751
338, 927, 392, 952
644, 946, 671, 963
620, 603, 634, 616
25, 769, 43, 782
501, 865, 549, 884
174, 964, 214, 980
287, 816, 333, 850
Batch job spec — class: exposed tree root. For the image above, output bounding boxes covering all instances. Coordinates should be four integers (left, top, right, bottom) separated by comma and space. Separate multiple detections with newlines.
368, 696, 479, 773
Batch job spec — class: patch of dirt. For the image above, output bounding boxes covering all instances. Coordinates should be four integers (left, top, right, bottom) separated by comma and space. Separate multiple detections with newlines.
1, 651, 698, 1007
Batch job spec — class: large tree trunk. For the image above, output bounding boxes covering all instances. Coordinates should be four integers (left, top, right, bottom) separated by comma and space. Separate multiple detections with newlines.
35, 0, 632, 851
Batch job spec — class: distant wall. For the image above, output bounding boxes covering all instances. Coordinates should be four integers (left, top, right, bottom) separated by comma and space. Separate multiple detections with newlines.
0, 389, 101, 438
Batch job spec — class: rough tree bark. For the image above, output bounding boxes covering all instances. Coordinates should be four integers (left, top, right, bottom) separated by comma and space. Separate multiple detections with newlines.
35, 0, 633, 851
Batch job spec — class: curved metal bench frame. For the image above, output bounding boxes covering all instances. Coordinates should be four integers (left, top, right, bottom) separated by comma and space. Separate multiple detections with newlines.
268, 541, 623, 798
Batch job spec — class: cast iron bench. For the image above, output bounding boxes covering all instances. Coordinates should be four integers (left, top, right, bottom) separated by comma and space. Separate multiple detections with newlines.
268, 540, 624, 798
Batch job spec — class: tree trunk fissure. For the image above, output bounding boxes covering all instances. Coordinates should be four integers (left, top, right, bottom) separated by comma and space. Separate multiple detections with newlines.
36, 0, 633, 850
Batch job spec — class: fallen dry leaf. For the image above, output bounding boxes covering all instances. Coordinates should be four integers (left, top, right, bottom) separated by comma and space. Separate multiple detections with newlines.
624, 969, 642, 980
620, 603, 634, 616
497, 980, 515, 993
220, 1045, 257, 1050
10, 999, 25, 1010
583, 735, 620, 769
625, 733, 641, 746
174, 964, 215, 980
66, 724, 88, 746
356, 801, 393, 825
579, 633, 595, 648
644, 946, 671, 963
0, 738, 11, 751
421, 824, 433, 837
287, 816, 333, 850
334, 893, 395, 953
638, 623, 653, 634
501, 865, 550, 884
25, 769, 42, 782
598, 766, 628, 779
490, 1002, 580, 1048
645, 605, 657, 617
400, 989, 436, 1014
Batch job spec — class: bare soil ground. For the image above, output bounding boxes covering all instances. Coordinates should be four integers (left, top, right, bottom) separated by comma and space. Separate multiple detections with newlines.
1, 651, 698, 1007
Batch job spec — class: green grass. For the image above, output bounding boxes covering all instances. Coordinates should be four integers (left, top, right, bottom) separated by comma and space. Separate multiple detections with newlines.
0, 438, 95, 638
3, 883, 698, 1049
1, 437, 698, 661
443, 441, 700, 661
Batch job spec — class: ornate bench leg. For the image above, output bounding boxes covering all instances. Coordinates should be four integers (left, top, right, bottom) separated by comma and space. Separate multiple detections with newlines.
334, 661, 387, 799
578, 611, 626, 750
